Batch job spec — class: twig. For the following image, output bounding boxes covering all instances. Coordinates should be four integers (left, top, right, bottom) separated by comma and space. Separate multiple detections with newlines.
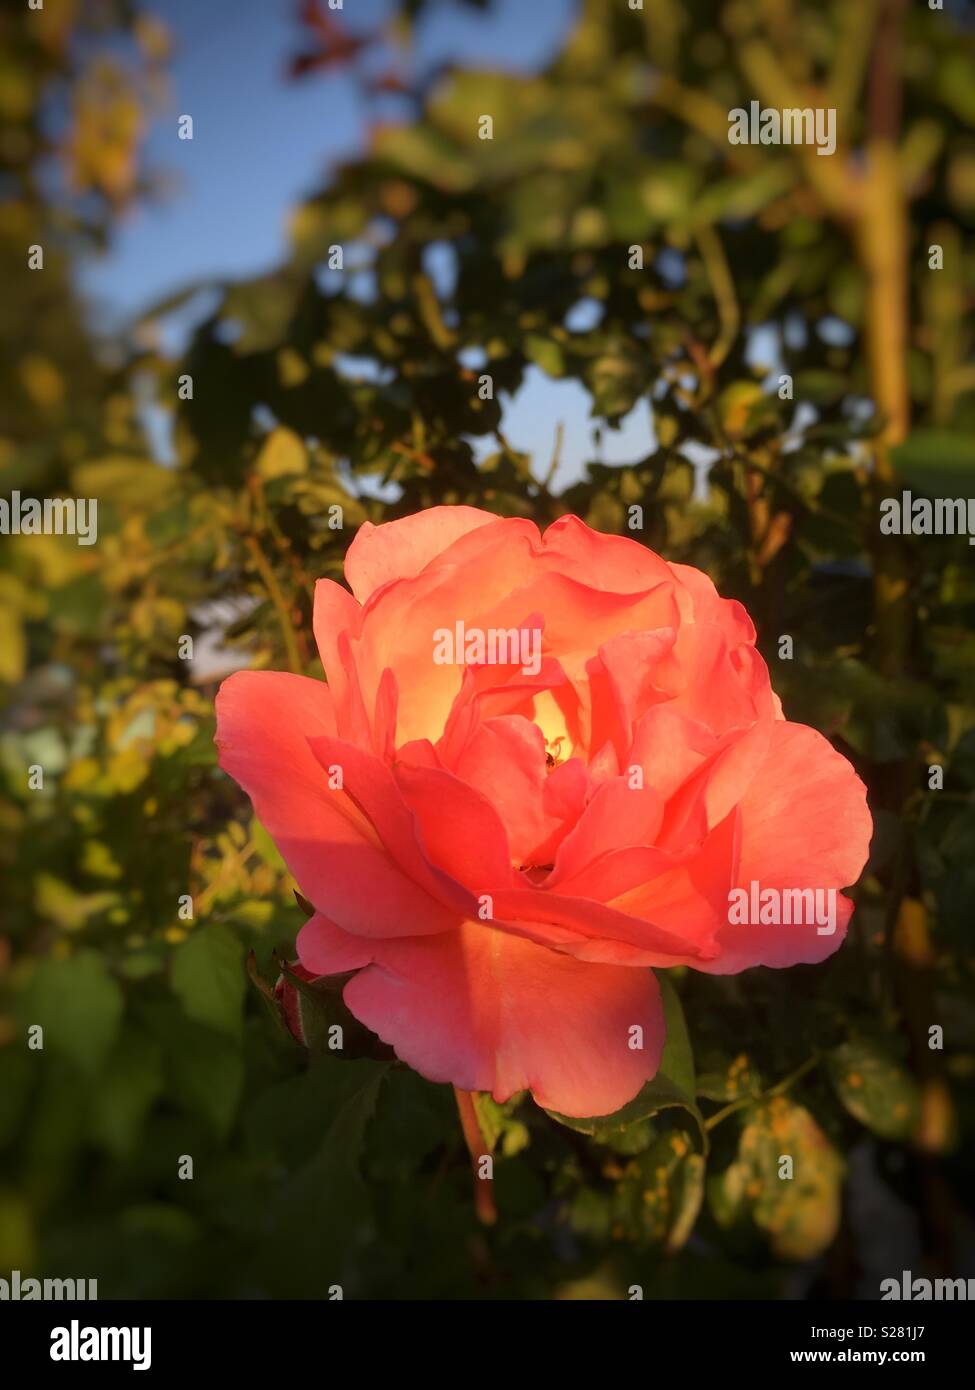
543, 421, 564, 491
704, 1055, 819, 1132
695, 225, 739, 370
244, 534, 303, 675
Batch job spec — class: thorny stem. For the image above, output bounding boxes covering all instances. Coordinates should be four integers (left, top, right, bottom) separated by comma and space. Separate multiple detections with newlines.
453, 1086, 498, 1226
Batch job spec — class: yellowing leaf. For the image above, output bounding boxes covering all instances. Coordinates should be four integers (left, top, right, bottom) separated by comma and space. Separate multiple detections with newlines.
713, 1097, 844, 1262
35, 873, 120, 931
255, 427, 307, 479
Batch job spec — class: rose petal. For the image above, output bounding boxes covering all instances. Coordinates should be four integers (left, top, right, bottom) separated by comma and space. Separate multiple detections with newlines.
392, 761, 516, 891
698, 721, 871, 973
215, 671, 456, 938
539, 514, 673, 594
306, 732, 476, 920
344, 505, 498, 604
339, 920, 667, 1117
451, 715, 562, 868
297, 912, 374, 974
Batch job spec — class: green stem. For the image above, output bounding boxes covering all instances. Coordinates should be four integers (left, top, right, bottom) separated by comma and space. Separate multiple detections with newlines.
704, 1055, 819, 1132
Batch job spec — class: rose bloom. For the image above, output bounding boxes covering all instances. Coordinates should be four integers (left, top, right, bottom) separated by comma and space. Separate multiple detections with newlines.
216, 509, 871, 1117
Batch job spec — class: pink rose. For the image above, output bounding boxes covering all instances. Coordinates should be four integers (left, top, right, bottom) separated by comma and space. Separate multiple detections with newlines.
215, 509, 872, 1117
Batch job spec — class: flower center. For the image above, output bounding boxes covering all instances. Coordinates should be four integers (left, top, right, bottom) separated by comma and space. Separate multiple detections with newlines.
544, 738, 566, 772
532, 689, 572, 770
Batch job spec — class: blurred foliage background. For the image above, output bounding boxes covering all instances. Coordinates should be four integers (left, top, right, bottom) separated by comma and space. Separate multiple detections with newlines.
1, 0, 974, 1299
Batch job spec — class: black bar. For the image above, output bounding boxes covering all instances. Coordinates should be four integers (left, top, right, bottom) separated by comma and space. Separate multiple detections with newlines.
2, 1299, 967, 1375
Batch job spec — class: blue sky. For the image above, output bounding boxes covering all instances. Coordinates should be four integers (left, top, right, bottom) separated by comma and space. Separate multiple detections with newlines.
79, 0, 575, 323
74, 0, 685, 490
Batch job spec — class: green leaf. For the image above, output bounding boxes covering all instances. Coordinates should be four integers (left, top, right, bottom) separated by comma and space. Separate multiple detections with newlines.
19, 951, 124, 1079
250, 814, 287, 872
156, 1014, 244, 1140
269, 1063, 389, 1288
525, 334, 565, 378
697, 1052, 764, 1103
170, 925, 245, 1040
71, 457, 178, 510
551, 1074, 706, 1148
34, 873, 120, 931
717, 380, 777, 440
254, 426, 307, 479
611, 1128, 706, 1252
656, 973, 694, 1098
0, 1050, 33, 1148
793, 369, 848, 407
371, 123, 474, 192
584, 347, 646, 421
87, 1027, 164, 1159
827, 1039, 921, 1142
0, 604, 26, 682
472, 1091, 531, 1157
